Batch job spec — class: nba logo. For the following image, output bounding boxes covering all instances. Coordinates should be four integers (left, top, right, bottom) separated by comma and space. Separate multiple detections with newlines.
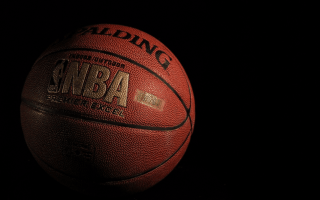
47, 59, 68, 93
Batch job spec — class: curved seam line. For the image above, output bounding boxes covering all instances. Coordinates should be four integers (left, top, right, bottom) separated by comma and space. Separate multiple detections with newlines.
25, 118, 192, 183
21, 98, 188, 131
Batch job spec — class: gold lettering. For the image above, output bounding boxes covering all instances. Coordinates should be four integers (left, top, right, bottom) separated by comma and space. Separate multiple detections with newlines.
83, 64, 110, 99
104, 71, 129, 107
61, 62, 90, 95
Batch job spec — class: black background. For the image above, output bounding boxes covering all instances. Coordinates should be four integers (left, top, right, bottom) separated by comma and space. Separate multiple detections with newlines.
3, 3, 310, 200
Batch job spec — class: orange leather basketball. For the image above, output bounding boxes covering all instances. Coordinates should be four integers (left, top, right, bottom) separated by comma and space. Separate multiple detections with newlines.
20, 24, 195, 197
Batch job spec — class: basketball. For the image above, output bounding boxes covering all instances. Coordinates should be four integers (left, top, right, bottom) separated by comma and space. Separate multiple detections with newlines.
20, 24, 195, 197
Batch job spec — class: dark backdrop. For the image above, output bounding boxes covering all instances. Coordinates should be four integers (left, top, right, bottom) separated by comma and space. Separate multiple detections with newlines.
3, 3, 308, 200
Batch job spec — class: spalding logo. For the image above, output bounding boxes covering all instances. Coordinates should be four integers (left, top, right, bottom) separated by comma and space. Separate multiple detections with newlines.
51, 26, 173, 70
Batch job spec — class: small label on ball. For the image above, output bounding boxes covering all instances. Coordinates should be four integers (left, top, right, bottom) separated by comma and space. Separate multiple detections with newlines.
134, 89, 165, 111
